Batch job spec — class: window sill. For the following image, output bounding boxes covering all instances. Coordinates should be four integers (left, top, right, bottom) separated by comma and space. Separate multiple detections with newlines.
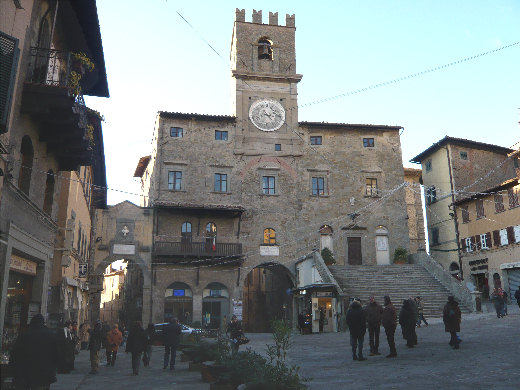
261, 193, 279, 197
364, 195, 381, 199
211, 191, 232, 195
310, 194, 329, 198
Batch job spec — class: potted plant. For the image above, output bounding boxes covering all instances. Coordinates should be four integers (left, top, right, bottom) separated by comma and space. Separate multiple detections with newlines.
393, 247, 408, 264
321, 247, 336, 265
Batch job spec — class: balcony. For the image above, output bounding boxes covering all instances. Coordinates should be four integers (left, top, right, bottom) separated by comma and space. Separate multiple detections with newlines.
154, 241, 243, 266
21, 47, 92, 170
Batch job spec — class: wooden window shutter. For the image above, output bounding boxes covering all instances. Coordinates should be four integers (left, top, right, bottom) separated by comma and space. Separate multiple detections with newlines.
470, 236, 476, 251
506, 226, 515, 244
474, 235, 481, 251
485, 232, 492, 248
492, 230, 501, 246
461, 239, 467, 252
0, 32, 19, 133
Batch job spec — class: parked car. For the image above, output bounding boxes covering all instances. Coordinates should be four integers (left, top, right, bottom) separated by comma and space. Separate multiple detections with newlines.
151, 322, 203, 345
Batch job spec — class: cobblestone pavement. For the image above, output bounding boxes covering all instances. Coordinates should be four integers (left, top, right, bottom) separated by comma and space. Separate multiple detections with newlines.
50, 307, 519, 390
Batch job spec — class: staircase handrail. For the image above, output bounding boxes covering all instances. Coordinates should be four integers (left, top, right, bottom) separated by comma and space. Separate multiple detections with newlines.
312, 251, 345, 296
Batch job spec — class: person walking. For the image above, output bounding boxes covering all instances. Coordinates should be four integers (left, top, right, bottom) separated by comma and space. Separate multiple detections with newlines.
346, 300, 367, 361
364, 296, 382, 356
126, 321, 148, 375
515, 286, 520, 309
88, 321, 104, 374
57, 321, 75, 374
503, 290, 508, 316
399, 299, 417, 348
79, 322, 90, 350
226, 315, 244, 355
492, 288, 504, 318
143, 323, 154, 367
162, 319, 181, 370
10, 314, 59, 390
415, 297, 428, 327
381, 295, 397, 358
101, 321, 111, 366
443, 296, 462, 349
105, 324, 123, 366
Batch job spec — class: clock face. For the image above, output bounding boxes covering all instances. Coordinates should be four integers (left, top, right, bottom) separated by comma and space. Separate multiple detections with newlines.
248, 99, 286, 132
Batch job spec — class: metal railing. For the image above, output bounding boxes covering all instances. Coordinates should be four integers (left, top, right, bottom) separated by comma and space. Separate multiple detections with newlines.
155, 241, 243, 258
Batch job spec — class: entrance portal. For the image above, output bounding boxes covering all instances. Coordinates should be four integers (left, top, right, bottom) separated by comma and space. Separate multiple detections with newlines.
242, 263, 294, 332
164, 282, 193, 325
202, 282, 229, 330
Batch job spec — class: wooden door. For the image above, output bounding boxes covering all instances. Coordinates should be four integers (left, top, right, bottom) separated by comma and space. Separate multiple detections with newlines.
347, 237, 362, 265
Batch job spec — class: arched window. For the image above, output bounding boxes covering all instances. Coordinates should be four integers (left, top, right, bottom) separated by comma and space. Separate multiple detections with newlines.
181, 222, 192, 243
263, 228, 276, 245
18, 136, 34, 195
258, 37, 273, 60
43, 170, 55, 215
205, 223, 217, 251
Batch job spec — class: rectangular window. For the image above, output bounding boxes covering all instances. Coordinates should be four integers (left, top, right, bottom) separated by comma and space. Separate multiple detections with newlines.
215, 130, 228, 141
460, 151, 468, 160
476, 199, 485, 219
494, 194, 505, 213
263, 176, 275, 195
168, 171, 182, 190
310, 136, 322, 145
214, 173, 228, 192
425, 159, 432, 172
426, 186, 437, 204
0, 32, 19, 133
431, 227, 439, 245
480, 234, 489, 250
514, 225, 520, 243
275, 144, 281, 151
312, 177, 325, 196
365, 178, 379, 196
499, 229, 508, 246
170, 127, 183, 137
465, 237, 472, 252
363, 138, 375, 147
508, 189, 519, 208
461, 205, 470, 223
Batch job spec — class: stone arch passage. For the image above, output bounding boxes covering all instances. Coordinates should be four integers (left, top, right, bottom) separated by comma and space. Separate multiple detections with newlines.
242, 262, 295, 332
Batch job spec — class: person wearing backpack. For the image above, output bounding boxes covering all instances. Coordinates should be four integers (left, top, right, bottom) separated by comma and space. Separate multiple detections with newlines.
443, 296, 461, 349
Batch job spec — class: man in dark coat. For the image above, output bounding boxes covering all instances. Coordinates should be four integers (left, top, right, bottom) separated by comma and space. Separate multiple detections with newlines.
57, 321, 75, 374
226, 315, 244, 355
364, 296, 383, 356
125, 321, 148, 375
162, 318, 182, 370
345, 300, 367, 361
399, 299, 417, 348
87, 320, 104, 374
443, 296, 462, 349
10, 314, 59, 389
381, 295, 397, 358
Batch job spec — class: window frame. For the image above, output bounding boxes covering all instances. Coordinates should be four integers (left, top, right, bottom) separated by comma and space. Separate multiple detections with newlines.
363, 138, 375, 148
181, 222, 192, 243
311, 176, 326, 196
425, 159, 432, 172
499, 229, 508, 246
461, 205, 470, 223
168, 170, 183, 191
170, 127, 184, 138
214, 173, 228, 193
274, 144, 281, 151
215, 130, 228, 141
465, 237, 472, 252
262, 175, 276, 195
508, 189, 519, 209
475, 199, 485, 219
480, 233, 489, 250
310, 136, 322, 146
494, 194, 505, 213
263, 228, 276, 245
459, 151, 468, 160
365, 178, 379, 197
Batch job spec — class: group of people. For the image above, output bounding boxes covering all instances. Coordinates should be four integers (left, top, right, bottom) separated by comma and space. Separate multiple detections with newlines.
345, 295, 462, 361
492, 287, 509, 318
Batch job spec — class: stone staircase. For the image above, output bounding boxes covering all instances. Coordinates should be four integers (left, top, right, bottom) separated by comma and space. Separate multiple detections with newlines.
329, 264, 471, 316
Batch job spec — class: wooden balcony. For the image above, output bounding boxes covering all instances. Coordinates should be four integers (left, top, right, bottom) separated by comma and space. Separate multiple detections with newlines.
154, 241, 243, 266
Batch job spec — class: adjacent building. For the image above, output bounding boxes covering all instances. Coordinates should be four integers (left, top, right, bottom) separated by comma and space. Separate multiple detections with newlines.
135, 9, 410, 331
404, 168, 426, 254
410, 137, 517, 278
0, 0, 108, 350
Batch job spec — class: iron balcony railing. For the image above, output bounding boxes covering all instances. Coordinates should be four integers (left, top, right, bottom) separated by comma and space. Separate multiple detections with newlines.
155, 241, 243, 258
25, 47, 87, 127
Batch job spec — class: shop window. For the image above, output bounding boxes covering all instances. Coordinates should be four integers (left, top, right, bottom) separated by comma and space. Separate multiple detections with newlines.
494, 194, 505, 213
18, 135, 34, 195
43, 170, 55, 215
258, 38, 273, 60
263, 228, 276, 245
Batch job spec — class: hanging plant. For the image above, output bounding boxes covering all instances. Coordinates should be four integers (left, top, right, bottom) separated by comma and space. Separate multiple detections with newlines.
68, 52, 94, 98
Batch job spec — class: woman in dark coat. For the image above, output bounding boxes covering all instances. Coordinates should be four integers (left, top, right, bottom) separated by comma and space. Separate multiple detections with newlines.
398, 299, 417, 348
57, 321, 75, 373
443, 296, 462, 349
125, 321, 148, 375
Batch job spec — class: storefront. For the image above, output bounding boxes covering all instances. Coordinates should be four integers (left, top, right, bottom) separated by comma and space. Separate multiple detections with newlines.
293, 284, 341, 333
202, 282, 229, 330
164, 282, 193, 324
500, 262, 520, 299
2, 254, 39, 350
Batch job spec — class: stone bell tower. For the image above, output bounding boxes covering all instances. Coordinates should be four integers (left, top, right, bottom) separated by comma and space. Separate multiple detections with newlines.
230, 9, 303, 156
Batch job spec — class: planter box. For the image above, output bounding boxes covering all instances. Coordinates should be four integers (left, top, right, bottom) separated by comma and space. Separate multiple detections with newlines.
188, 361, 202, 371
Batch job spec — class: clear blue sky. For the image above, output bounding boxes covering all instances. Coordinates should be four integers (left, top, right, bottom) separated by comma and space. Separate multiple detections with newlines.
85, 0, 520, 205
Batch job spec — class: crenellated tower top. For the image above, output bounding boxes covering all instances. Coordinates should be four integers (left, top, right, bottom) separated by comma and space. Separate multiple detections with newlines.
234, 8, 295, 27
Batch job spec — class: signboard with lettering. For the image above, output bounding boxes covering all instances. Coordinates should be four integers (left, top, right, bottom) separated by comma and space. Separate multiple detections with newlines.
10, 254, 37, 276
79, 263, 88, 278
232, 299, 243, 320
113, 244, 136, 255
260, 246, 279, 256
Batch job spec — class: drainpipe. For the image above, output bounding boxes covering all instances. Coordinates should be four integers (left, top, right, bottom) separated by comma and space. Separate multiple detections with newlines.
446, 146, 463, 280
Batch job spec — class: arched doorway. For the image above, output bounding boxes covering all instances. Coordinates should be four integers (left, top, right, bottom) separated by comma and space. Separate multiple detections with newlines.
202, 282, 229, 330
164, 282, 193, 325
242, 263, 294, 332
375, 226, 390, 265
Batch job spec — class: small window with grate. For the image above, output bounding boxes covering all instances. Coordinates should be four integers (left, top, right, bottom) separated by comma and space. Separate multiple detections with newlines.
310, 136, 322, 145
275, 144, 281, 151
460, 151, 468, 160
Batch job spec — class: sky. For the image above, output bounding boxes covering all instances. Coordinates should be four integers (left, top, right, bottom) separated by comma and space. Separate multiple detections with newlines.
84, 0, 520, 206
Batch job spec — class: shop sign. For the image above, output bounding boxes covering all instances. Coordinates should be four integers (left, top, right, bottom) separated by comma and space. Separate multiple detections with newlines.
232, 299, 243, 320
79, 263, 88, 278
113, 244, 136, 255
316, 291, 332, 298
260, 246, 279, 256
10, 254, 37, 276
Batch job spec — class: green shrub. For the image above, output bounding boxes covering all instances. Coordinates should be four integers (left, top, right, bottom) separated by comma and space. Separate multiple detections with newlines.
393, 247, 408, 264
321, 247, 335, 265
